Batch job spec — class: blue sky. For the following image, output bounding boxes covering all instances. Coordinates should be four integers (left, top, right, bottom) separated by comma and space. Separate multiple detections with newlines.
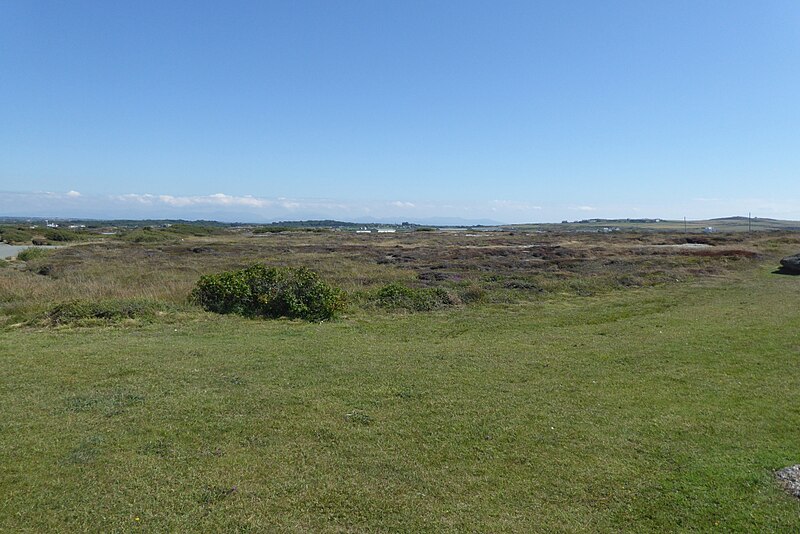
1, 1, 799, 223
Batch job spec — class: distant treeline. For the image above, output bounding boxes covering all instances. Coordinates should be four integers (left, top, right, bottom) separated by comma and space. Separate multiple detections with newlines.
265, 220, 416, 229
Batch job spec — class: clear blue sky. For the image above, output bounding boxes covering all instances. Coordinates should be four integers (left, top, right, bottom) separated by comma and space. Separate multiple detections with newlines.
1, 1, 799, 223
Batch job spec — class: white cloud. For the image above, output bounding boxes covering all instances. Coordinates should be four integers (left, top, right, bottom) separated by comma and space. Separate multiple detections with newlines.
490, 200, 542, 211
158, 195, 191, 207
107, 192, 373, 215
153, 193, 273, 208
9, 189, 800, 224
113, 193, 157, 204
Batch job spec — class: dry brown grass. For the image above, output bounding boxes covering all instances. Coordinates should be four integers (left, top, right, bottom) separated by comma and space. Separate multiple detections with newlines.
0, 229, 788, 324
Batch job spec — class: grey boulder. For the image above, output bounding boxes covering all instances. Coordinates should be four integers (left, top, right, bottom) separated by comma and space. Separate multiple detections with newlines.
780, 254, 800, 274
776, 465, 800, 498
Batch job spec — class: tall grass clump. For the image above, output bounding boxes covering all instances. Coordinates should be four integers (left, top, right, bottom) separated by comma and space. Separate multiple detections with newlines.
17, 247, 52, 262
374, 282, 459, 311
44, 298, 170, 326
192, 264, 344, 321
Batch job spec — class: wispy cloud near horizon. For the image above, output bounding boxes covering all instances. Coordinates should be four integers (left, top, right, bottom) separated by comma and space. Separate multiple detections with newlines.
2, 190, 799, 224
0, 190, 514, 223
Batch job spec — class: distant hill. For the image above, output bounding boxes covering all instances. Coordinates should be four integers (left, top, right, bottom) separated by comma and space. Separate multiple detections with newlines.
501, 216, 800, 233
258, 217, 505, 228
2, 215, 800, 232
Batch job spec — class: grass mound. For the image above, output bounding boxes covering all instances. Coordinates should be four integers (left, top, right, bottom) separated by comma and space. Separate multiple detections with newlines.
44, 299, 169, 326
17, 247, 52, 261
120, 228, 176, 243
374, 282, 460, 311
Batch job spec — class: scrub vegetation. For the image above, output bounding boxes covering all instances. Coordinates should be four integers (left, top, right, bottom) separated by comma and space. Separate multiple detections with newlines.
1, 224, 799, 531
193, 264, 344, 321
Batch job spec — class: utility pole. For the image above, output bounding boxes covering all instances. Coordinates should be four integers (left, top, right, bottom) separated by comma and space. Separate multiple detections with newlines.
684, 216, 687, 234
748, 212, 751, 233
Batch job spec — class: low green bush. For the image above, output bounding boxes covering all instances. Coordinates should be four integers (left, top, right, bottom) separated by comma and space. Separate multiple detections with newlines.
252, 226, 292, 234
193, 264, 344, 321
0, 227, 34, 244
167, 224, 224, 237
43, 228, 80, 242
375, 282, 458, 311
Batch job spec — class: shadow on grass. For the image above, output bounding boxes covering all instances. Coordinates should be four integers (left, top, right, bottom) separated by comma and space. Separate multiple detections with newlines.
772, 267, 800, 276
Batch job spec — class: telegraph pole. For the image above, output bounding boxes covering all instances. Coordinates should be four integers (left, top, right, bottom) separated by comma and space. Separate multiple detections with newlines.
684, 216, 687, 234
748, 212, 752, 233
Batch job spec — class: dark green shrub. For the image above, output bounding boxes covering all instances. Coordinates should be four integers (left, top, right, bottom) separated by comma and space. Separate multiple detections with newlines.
375, 283, 458, 311
43, 228, 80, 241
168, 224, 223, 237
192, 264, 344, 321
0, 227, 34, 244
375, 282, 417, 308
252, 226, 292, 234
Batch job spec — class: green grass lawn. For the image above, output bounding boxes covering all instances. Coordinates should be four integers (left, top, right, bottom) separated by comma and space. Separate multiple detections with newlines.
1, 263, 800, 532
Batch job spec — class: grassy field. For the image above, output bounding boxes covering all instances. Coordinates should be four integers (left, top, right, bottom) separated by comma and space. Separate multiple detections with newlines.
1, 229, 800, 531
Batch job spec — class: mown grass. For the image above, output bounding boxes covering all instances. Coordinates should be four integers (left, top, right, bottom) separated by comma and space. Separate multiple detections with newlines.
0, 231, 799, 531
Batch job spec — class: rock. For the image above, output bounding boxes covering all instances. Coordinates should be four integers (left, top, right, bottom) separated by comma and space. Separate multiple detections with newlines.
776, 465, 800, 498
779, 254, 800, 274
